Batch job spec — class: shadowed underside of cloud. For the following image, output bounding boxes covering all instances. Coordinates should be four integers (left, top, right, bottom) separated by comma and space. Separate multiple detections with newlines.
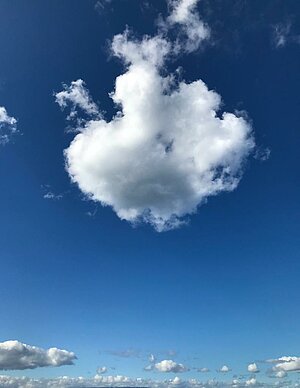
56, 0, 255, 231
0, 340, 76, 370
0, 106, 17, 145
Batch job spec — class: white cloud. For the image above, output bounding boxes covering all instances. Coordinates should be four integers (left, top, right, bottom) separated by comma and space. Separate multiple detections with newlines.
149, 353, 156, 363
0, 106, 17, 145
275, 370, 287, 378
219, 365, 230, 373
155, 359, 188, 373
272, 23, 291, 48
171, 376, 182, 385
198, 367, 210, 372
0, 374, 287, 388
271, 356, 300, 372
97, 366, 108, 374
245, 378, 257, 386
57, 2, 254, 232
0, 340, 76, 370
166, 0, 210, 52
55, 79, 101, 121
247, 363, 259, 373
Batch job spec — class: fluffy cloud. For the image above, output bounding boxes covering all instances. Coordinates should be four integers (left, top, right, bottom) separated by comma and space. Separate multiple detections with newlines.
247, 363, 259, 373
155, 359, 188, 373
219, 365, 231, 373
0, 340, 76, 370
0, 106, 17, 145
166, 0, 210, 52
275, 370, 287, 378
55, 79, 100, 121
245, 378, 257, 386
271, 356, 300, 372
57, 0, 254, 232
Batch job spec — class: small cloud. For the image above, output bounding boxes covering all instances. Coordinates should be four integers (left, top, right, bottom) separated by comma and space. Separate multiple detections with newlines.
97, 366, 108, 374
155, 359, 188, 373
95, 0, 112, 14
272, 23, 291, 48
41, 185, 64, 200
144, 364, 154, 371
247, 363, 259, 373
275, 370, 287, 378
218, 365, 231, 373
245, 377, 257, 386
0, 106, 17, 145
55, 79, 101, 123
198, 367, 210, 373
164, 0, 210, 52
170, 376, 182, 385
0, 340, 76, 370
106, 349, 141, 358
254, 147, 271, 162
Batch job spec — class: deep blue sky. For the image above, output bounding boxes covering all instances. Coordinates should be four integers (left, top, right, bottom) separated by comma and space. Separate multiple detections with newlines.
0, 0, 299, 384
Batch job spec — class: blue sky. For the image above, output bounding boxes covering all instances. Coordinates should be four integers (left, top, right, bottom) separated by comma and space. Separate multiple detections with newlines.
0, 0, 299, 387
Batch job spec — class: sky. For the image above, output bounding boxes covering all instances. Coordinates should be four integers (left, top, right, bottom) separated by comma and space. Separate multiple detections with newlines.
0, 0, 299, 387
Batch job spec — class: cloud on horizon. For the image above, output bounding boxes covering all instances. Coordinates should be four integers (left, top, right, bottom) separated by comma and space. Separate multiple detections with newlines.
0, 373, 295, 388
0, 340, 76, 370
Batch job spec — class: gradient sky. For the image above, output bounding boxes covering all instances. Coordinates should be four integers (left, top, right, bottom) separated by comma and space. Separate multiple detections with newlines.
0, 0, 299, 387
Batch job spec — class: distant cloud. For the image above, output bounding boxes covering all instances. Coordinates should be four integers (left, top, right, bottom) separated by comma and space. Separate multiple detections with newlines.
247, 363, 259, 373
272, 23, 291, 48
163, 0, 210, 52
0, 106, 17, 145
269, 356, 300, 372
198, 367, 210, 373
0, 373, 289, 387
41, 185, 64, 200
155, 359, 188, 373
57, 0, 254, 232
275, 370, 287, 378
0, 340, 76, 370
106, 348, 141, 358
219, 365, 231, 373
272, 22, 300, 48
95, 0, 112, 14
245, 377, 257, 386
97, 366, 108, 374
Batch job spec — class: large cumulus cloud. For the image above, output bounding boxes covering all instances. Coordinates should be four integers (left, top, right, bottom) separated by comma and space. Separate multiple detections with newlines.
56, 0, 254, 231
0, 340, 76, 370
